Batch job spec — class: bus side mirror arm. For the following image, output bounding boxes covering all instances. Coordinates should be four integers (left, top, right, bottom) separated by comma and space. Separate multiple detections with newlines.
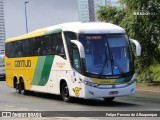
71, 40, 85, 58
129, 39, 141, 56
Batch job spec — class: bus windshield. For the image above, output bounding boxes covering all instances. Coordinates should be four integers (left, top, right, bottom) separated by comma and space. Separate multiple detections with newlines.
79, 34, 133, 76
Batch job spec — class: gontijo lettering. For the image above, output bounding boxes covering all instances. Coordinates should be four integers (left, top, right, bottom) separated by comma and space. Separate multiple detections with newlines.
15, 60, 31, 67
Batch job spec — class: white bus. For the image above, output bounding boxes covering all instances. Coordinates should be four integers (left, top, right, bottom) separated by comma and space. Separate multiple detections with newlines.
5, 22, 141, 102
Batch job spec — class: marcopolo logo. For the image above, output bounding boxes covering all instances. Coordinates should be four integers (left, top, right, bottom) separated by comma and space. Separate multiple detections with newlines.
15, 60, 31, 67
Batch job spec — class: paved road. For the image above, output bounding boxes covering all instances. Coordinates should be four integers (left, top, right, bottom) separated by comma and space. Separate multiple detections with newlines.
0, 81, 160, 120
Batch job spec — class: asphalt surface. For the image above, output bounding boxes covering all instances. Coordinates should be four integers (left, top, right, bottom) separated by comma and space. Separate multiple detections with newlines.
0, 81, 160, 120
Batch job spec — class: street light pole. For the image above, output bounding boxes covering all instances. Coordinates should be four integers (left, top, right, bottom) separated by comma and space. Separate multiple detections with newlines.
25, 0, 29, 33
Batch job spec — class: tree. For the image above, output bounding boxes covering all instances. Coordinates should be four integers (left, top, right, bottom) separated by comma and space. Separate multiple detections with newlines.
119, 0, 160, 64
97, 6, 126, 25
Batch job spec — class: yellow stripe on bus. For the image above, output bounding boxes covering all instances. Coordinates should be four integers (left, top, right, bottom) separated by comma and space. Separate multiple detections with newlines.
5, 28, 48, 43
90, 78, 116, 85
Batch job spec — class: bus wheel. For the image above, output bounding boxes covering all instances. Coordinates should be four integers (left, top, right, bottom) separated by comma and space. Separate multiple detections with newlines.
103, 97, 115, 102
19, 79, 27, 95
61, 82, 72, 102
15, 81, 19, 93
13, 78, 19, 93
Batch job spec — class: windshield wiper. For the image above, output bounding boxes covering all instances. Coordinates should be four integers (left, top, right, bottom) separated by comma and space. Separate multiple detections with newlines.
98, 50, 109, 77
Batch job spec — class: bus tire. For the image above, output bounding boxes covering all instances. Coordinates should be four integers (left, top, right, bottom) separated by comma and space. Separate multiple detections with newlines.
18, 83, 21, 94
13, 77, 19, 93
103, 97, 115, 102
19, 78, 28, 95
14, 80, 19, 93
61, 82, 72, 102
15, 81, 19, 93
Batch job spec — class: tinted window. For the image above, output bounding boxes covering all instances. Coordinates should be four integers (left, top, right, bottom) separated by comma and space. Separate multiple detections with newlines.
5, 33, 66, 58
64, 32, 77, 63
72, 47, 81, 72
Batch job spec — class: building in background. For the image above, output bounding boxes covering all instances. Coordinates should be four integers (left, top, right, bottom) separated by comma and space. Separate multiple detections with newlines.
105, 0, 120, 7
0, 0, 5, 55
78, 0, 119, 22
0, 0, 5, 79
78, 0, 106, 22
78, 0, 89, 22
88, 0, 95, 21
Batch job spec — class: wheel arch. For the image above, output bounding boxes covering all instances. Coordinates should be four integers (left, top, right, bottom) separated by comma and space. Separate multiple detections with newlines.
60, 79, 67, 95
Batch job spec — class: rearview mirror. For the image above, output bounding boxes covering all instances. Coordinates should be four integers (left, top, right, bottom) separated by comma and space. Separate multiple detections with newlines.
71, 40, 85, 58
129, 39, 141, 56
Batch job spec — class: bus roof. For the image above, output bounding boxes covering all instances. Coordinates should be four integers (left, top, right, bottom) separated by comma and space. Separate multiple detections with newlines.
52, 22, 125, 34
6, 22, 125, 43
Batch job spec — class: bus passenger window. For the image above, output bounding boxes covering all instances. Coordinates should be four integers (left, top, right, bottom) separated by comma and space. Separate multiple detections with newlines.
15, 41, 23, 57
53, 33, 66, 58
56, 45, 61, 55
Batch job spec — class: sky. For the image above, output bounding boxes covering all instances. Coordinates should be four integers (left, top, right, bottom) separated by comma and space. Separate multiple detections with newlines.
4, 0, 79, 39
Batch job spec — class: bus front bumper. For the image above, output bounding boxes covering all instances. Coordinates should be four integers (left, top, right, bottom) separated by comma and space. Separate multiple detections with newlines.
83, 82, 136, 99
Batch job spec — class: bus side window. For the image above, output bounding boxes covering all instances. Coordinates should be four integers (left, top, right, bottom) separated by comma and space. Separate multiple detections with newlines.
55, 33, 66, 59
5, 42, 15, 58
64, 32, 77, 61
49, 34, 56, 55
15, 41, 23, 57
72, 46, 81, 72
55, 45, 61, 54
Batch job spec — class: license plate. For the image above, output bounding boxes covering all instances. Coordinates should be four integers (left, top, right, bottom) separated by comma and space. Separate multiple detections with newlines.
109, 91, 118, 95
